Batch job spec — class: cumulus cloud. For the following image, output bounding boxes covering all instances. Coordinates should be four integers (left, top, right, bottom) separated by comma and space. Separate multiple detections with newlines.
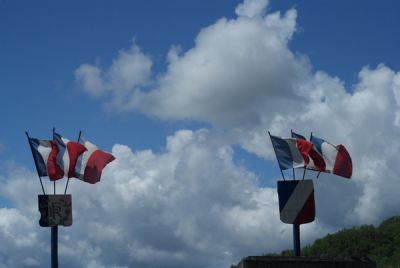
74, 64, 106, 97
67, 0, 400, 266
0, 130, 302, 268
75, 43, 152, 109
73, 129, 294, 268
75, 0, 304, 128
4, 119, 399, 268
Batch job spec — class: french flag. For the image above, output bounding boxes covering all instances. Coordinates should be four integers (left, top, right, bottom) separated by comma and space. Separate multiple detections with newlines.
269, 134, 313, 170
53, 132, 87, 178
310, 135, 352, 179
74, 136, 115, 184
27, 137, 63, 180
291, 131, 326, 172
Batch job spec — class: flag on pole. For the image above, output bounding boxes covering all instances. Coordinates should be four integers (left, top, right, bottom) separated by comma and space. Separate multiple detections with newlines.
291, 131, 326, 172
310, 135, 352, 178
291, 131, 306, 140
53, 132, 87, 178
269, 135, 313, 170
74, 137, 115, 184
27, 137, 63, 180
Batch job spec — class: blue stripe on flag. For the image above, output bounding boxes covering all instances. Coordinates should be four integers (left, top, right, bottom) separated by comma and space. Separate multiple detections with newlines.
74, 136, 85, 178
311, 135, 324, 154
270, 135, 295, 170
29, 138, 49, 177
54, 132, 66, 172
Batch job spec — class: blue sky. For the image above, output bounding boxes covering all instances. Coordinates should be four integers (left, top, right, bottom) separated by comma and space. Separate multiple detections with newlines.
1, 0, 399, 169
1, 0, 399, 162
1, 0, 400, 267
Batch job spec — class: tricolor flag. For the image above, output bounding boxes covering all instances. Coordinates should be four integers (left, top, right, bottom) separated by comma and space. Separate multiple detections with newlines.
74, 136, 115, 184
53, 132, 87, 178
310, 135, 352, 179
269, 134, 313, 170
27, 137, 63, 180
291, 131, 326, 172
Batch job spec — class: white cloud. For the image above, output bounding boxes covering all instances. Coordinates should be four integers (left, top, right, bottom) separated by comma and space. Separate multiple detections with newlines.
4, 100, 400, 268
74, 64, 105, 97
0, 165, 48, 267
134, 8, 303, 127
280, 65, 400, 227
0, 130, 296, 268
75, 43, 152, 109
235, 0, 269, 18
75, 1, 305, 128
68, 0, 400, 266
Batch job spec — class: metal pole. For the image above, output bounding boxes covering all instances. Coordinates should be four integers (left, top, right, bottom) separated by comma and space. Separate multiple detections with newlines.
52, 163, 58, 268
293, 224, 301, 256
301, 168, 306, 180
51, 225, 58, 268
290, 130, 295, 180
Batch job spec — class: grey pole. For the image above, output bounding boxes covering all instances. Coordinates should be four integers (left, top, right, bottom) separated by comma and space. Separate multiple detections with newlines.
51, 157, 58, 268
293, 224, 301, 256
51, 225, 58, 268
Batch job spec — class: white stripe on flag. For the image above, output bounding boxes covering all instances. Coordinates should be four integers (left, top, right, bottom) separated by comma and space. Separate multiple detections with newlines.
77, 140, 98, 179
286, 139, 305, 168
321, 142, 337, 171
61, 137, 70, 175
37, 141, 52, 164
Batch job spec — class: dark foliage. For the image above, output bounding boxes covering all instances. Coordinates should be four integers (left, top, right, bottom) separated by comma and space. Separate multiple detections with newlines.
231, 216, 400, 268
300, 216, 400, 267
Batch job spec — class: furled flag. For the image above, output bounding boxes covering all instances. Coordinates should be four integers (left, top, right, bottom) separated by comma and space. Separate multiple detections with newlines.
291, 131, 326, 172
310, 135, 352, 178
53, 132, 87, 178
27, 136, 63, 180
269, 134, 313, 170
74, 136, 115, 184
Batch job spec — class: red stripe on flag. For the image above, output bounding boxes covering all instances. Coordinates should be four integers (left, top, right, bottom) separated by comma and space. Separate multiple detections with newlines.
309, 148, 326, 171
333, 145, 352, 179
296, 139, 313, 166
47, 141, 64, 180
66, 142, 86, 178
83, 150, 115, 184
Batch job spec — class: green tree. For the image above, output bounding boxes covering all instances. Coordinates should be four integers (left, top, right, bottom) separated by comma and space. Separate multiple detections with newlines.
256, 216, 400, 268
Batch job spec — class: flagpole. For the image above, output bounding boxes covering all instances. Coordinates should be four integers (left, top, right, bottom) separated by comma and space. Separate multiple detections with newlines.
51, 127, 58, 268
268, 131, 286, 181
25, 131, 46, 195
290, 130, 296, 180
302, 132, 313, 180
64, 130, 81, 195
52, 128, 57, 195
301, 166, 306, 180
51, 225, 58, 268
291, 131, 301, 256
293, 223, 301, 256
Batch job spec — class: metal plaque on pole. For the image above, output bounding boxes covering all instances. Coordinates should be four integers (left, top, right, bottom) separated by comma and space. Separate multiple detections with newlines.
38, 194, 72, 227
